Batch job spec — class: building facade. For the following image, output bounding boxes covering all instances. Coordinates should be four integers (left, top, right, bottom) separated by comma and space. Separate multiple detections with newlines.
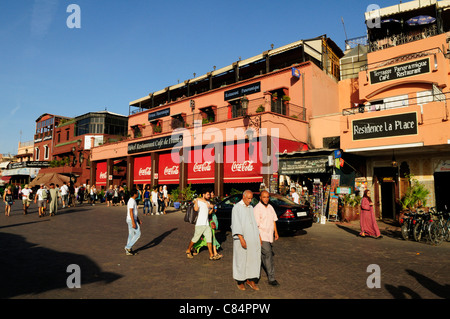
339, 0, 450, 219
90, 36, 344, 196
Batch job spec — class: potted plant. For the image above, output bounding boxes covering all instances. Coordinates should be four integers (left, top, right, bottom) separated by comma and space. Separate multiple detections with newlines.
256, 105, 265, 113
171, 187, 181, 209
282, 95, 291, 104
399, 174, 430, 223
153, 125, 162, 133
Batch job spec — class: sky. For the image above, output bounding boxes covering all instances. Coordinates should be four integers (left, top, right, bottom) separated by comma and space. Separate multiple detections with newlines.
0, 0, 397, 155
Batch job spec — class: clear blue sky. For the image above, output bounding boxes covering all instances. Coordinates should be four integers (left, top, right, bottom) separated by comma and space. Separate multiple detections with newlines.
0, 0, 396, 155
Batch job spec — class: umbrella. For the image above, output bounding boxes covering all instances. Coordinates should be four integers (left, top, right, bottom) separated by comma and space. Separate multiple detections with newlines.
381, 18, 401, 24
406, 15, 436, 26
29, 173, 71, 187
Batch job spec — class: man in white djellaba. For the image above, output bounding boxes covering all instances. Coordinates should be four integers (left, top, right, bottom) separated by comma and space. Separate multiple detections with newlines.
231, 190, 261, 291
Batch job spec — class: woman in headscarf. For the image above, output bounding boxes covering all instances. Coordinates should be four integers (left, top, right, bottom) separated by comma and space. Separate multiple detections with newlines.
359, 189, 382, 239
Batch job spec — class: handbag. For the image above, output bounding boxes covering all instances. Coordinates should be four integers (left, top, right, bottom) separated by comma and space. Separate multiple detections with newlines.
184, 202, 198, 224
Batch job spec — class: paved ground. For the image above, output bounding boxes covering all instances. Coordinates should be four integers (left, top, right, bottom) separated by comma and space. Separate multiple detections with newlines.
1, 201, 449, 306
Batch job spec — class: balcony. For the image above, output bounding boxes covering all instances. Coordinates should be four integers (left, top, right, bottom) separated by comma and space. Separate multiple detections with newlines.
130, 97, 307, 137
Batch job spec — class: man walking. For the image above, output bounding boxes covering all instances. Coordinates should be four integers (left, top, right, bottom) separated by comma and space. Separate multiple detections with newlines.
60, 182, 69, 208
125, 188, 141, 256
254, 190, 280, 286
35, 184, 48, 218
231, 190, 261, 291
185, 188, 217, 260
48, 183, 59, 216
21, 184, 32, 215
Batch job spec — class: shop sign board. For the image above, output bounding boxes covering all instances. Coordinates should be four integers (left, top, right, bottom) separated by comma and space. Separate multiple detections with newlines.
278, 157, 328, 175
128, 135, 183, 154
352, 112, 417, 141
369, 57, 430, 85
148, 108, 170, 122
224, 82, 261, 101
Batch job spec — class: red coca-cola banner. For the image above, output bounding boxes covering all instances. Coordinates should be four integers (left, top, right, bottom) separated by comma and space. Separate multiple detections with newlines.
96, 161, 107, 186
158, 152, 180, 184
187, 146, 215, 184
223, 141, 263, 183
134, 155, 152, 184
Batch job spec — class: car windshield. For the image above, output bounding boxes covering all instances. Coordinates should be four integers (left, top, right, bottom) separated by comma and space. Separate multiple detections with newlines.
251, 194, 297, 206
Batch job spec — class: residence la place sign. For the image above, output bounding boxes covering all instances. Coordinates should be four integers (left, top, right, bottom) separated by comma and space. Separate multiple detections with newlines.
352, 112, 418, 141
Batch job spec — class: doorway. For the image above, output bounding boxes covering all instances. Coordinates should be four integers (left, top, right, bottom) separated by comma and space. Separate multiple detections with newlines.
374, 167, 397, 220
434, 172, 450, 212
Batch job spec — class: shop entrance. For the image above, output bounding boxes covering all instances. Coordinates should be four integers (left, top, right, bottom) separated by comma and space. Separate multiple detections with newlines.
374, 167, 397, 220
434, 172, 450, 212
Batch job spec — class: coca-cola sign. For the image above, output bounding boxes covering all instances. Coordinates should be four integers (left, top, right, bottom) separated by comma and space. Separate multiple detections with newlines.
193, 161, 212, 172
139, 167, 151, 176
231, 160, 254, 172
164, 165, 179, 175
99, 172, 107, 179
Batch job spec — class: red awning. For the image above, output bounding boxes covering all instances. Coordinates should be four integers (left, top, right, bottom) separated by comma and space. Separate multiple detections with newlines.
158, 152, 180, 184
1, 176, 11, 182
96, 161, 107, 186
134, 155, 151, 184
187, 146, 215, 184
223, 141, 263, 183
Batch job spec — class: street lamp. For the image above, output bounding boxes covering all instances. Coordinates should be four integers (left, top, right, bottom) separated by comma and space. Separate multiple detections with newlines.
241, 95, 249, 115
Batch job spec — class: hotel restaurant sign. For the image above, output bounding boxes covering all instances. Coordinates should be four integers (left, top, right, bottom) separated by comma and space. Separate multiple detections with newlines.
352, 112, 417, 141
369, 57, 430, 85
128, 135, 183, 154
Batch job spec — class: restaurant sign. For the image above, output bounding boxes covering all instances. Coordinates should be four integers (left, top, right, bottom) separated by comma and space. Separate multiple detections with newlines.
148, 108, 170, 122
128, 135, 183, 154
369, 57, 430, 85
224, 82, 261, 101
352, 112, 417, 141
278, 157, 329, 175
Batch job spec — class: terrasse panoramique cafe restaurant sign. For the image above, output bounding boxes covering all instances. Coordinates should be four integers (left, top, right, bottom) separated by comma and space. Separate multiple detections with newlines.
369, 57, 430, 84
352, 112, 418, 141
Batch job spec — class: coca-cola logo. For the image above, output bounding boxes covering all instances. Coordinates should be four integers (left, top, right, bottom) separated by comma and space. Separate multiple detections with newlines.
164, 165, 179, 175
139, 167, 151, 176
231, 160, 254, 172
193, 161, 212, 172
99, 172, 107, 179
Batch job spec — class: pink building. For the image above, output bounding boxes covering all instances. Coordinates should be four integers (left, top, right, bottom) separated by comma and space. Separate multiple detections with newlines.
90, 36, 344, 197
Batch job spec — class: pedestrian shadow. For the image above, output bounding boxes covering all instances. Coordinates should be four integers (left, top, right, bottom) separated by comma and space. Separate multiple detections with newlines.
135, 228, 178, 252
0, 219, 50, 230
0, 232, 122, 298
385, 269, 450, 299
406, 269, 450, 298
335, 224, 360, 237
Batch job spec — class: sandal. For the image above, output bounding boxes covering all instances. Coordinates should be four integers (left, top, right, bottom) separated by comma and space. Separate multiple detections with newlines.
186, 251, 193, 259
214, 254, 223, 259
209, 255, 221, 261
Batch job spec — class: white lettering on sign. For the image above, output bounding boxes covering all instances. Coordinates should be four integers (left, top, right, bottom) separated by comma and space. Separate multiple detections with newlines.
99, 172, 107, 179
139, 167, 151, 176
164, 165, 179, 175
193, 161, 212, 172
231, 160, 254, 172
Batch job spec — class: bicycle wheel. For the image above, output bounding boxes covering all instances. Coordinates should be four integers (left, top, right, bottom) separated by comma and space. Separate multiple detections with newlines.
413, 222, 424, 242
401, 223, 410, 240
428, 222, 444, 246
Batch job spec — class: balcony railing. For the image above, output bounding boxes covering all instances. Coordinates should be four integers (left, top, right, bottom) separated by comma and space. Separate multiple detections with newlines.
368, 24, 438, 53
342, 88, 448, 116
131, 97, 307, 137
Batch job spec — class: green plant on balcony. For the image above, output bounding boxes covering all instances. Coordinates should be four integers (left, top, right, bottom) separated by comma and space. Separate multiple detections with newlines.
153, 125, 162, 133
256, 105, 265, 113
400, 174, 430, 211
291, 114, 298, 119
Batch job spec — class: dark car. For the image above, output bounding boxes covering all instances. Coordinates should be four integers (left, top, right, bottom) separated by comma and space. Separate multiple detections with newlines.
214, 192, 313, 235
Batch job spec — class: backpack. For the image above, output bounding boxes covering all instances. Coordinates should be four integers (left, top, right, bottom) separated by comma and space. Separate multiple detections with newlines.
184, 202, 198, 224
42, 189, 48, 200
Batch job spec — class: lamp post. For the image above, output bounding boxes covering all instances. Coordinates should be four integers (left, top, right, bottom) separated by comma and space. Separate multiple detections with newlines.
241, 95, 249, 116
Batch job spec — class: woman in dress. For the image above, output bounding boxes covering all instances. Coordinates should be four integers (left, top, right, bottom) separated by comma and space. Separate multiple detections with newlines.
359, 190, 382, 239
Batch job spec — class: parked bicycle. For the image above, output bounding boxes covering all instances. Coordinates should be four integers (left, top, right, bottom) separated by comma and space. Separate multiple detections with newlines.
428, 206, 450, 246
412, 209, 433, 242
400, 210, 419, 240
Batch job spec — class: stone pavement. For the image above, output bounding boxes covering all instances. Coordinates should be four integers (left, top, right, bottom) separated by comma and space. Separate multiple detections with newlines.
0, 201, 449, 304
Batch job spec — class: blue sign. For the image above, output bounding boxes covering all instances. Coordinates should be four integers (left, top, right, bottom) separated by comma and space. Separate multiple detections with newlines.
148, 108, 170, 121
292, 68, 301, 78
224, 82, 261, 101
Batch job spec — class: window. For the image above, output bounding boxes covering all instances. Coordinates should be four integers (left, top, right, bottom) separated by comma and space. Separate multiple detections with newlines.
44, 145, 49, 160
66, 130, 70, 140
35, 147, 40, 161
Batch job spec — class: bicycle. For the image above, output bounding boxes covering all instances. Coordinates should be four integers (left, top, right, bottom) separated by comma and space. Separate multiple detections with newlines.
428, 207, 450, 246
400, 210, 419, 240
412, 209, 432, 242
